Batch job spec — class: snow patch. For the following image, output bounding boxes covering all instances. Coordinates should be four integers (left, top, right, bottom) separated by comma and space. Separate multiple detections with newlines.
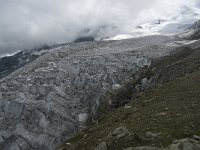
112, 84, 122, 90
104, 34, 134, 41
78, 113, 88, 123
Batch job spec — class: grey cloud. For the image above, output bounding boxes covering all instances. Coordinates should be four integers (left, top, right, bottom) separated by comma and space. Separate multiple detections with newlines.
0, 0, 198, 55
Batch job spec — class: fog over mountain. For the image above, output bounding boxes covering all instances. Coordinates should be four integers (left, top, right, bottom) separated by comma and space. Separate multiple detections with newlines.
0, 0, 199, 55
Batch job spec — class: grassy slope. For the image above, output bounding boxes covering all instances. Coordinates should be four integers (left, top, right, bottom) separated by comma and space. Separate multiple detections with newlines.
57, 45, 200, 150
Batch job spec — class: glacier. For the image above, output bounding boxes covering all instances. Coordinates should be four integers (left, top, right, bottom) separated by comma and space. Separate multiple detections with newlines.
0, 35, 196, 150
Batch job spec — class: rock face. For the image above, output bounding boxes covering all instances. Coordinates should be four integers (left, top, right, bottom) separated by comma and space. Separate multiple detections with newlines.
0, 45, 58, 79
124, 137, 200, 150
0, 35, 189, 150
180, 20, 200, 40
0, 50, 38, 79
94, 141, 107, 150
112, 126, 130, 139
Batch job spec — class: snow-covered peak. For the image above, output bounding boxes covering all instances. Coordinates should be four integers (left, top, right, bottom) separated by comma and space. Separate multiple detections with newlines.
105, 4, 200, 41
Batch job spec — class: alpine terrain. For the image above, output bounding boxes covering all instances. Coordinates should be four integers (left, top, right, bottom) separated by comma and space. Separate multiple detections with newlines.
0, 3, 200, 150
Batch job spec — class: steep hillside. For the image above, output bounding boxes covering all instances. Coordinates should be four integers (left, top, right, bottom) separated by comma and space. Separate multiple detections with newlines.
1, 20, 200, 150
0, 45, 53, 79
58, 41, 200, 150
0, 35, 187, 150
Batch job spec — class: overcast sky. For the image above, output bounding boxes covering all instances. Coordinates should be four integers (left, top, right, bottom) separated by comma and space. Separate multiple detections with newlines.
0, 0, 199, 56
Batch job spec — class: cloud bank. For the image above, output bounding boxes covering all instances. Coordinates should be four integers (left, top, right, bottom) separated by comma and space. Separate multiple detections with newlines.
0, 0, 199, 55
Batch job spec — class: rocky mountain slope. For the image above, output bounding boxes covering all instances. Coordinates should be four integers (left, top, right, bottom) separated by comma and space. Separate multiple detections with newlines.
1, 19, 200, 150
0, 45, 53, 79
0, 34, 194, 150
0, 37, 94, 80
57, 36, 200, 150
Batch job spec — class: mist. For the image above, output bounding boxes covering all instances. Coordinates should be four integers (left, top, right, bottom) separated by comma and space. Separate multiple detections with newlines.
0, 0, 199, 55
